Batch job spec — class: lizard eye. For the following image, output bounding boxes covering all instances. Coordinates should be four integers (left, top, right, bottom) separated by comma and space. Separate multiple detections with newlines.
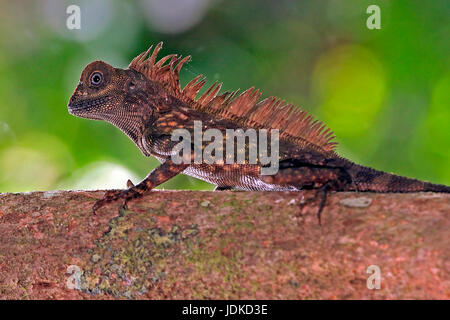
90, 71, 103, 86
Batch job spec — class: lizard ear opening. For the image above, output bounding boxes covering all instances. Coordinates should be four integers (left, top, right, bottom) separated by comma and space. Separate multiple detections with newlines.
128, 80, 136, 90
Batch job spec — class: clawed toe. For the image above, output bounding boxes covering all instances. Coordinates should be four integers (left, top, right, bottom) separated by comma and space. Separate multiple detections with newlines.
296, 189, 328, 225
126, 179, 135, 188
91, 188, 143, 213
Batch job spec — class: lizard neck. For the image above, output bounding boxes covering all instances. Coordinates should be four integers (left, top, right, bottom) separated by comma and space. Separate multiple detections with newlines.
104, 114, 147, 152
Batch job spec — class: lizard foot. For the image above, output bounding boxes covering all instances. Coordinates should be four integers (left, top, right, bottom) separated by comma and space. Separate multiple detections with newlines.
92, 188, 143, 213
297, 184, 331, 225
314, 185, 330, 225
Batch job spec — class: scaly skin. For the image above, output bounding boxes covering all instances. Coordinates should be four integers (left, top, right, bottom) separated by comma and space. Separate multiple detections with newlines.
67, 43, 450, 221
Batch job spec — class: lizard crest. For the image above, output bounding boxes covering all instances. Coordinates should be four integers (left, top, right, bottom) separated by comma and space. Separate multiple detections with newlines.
128, 42, 338, 154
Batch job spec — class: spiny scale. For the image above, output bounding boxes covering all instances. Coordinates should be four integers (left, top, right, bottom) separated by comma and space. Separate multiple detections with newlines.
128, 42, 337, 153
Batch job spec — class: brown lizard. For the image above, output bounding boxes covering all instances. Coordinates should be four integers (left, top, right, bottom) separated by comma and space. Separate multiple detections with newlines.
67, 42, 450, 221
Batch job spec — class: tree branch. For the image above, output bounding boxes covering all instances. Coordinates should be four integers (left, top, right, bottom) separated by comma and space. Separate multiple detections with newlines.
0, 190, 448, 299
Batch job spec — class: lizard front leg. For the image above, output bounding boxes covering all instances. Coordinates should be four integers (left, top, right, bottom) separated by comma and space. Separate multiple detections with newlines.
93, 160, 188, 213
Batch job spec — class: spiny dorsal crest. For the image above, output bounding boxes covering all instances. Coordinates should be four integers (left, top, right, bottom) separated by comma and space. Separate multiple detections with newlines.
128, 42, 337, 153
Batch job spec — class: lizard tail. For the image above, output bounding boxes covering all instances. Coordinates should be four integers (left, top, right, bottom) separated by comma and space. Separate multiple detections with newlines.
346, 164, 450, 193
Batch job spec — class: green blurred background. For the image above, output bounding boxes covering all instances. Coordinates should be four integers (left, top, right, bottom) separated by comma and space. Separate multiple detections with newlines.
0, 0, 448, 192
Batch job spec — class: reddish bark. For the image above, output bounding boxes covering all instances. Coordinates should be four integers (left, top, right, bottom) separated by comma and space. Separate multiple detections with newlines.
0, 190, 448, 299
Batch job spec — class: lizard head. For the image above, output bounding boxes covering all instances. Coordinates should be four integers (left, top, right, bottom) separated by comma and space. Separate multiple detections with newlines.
68, 60, 149, 119
68, 60, 153, 145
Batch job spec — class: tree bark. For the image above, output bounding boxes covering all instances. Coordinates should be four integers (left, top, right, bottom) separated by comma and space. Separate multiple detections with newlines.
0, 190, 448, 299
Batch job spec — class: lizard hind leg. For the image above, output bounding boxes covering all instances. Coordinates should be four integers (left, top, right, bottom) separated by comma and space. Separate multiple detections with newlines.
313, 180, 338, 225
296, 178, 347, 225
309, 169, 352, 225
263, 164, 352, 224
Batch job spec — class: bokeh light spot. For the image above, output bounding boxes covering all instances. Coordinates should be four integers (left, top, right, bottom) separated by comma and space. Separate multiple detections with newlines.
59, 161, 140, 190
312, 45, 386, 139
0, 133, 74, 192
139, 0, 211, 34
424, 73, 450, 158
41, 0, 114, 42
0, 147, 60, 192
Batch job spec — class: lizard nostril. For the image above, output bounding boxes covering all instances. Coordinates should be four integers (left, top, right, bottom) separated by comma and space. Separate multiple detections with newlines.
69, 95, 79, 107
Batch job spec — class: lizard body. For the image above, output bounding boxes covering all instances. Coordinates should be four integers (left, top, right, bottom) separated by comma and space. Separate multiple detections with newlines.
67, 43, 450, 218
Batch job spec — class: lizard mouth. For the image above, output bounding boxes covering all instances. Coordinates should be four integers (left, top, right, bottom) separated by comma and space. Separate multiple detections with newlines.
68, 95, 112, 116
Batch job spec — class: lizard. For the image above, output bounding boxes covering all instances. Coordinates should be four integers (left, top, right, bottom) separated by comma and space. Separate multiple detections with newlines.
67, 42, 450, 222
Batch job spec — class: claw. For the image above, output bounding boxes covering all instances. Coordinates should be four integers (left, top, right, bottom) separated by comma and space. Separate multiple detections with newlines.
297, 186, 330, 225
91, 188, 144, 213
92, 199, 106, 214
121, 195, 131, 210
91, 189, 126, 213
126, 179, 135, 188
314, 183, 332, 225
